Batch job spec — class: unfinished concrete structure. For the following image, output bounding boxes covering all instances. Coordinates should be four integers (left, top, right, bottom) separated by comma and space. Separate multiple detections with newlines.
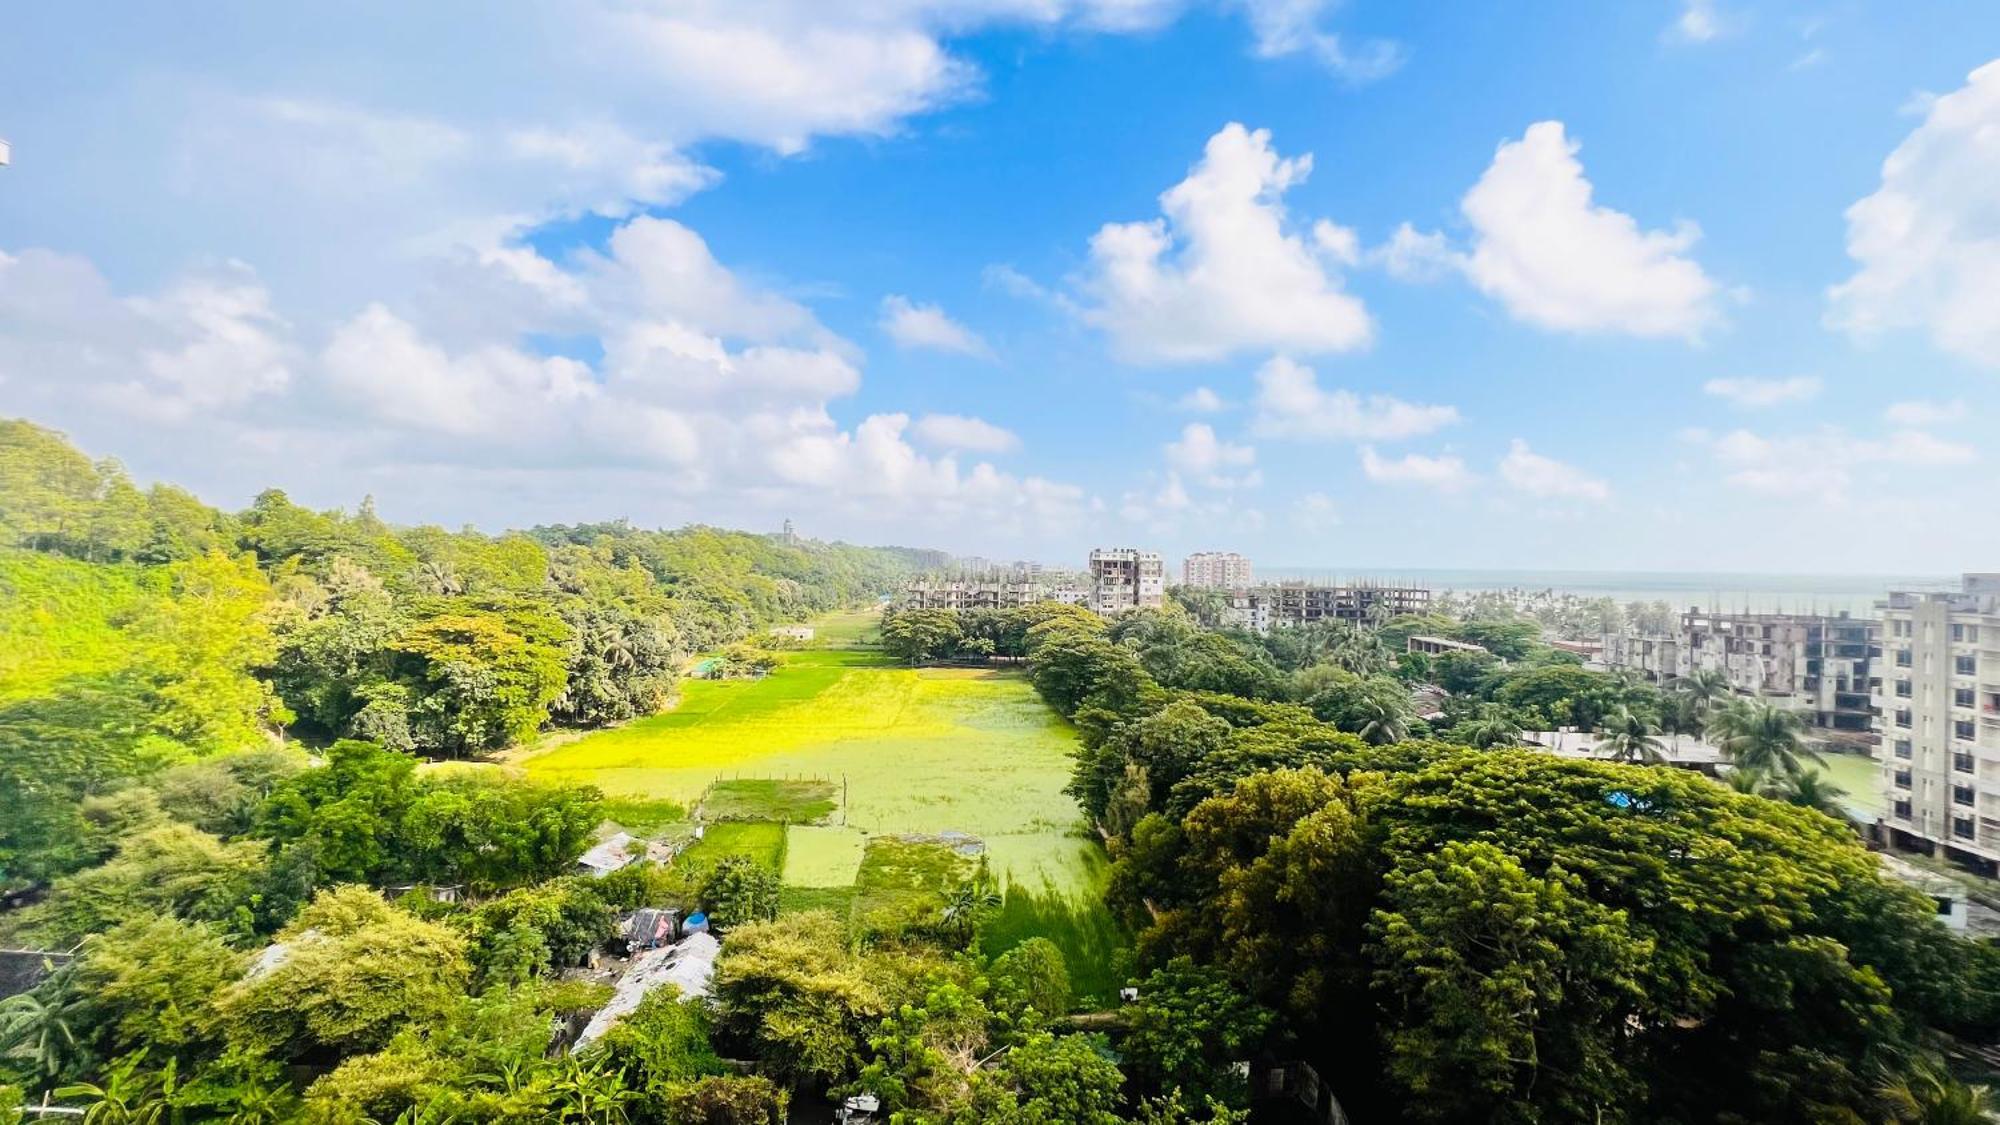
1181, 551, 1253, 590
1877, 575, 2000, 875
1219, 581, 1431, 634
1599, 610, 1879, 733
1089, 548, 1165, 614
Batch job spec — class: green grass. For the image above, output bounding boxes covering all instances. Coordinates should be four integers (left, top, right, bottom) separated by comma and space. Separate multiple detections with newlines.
853, 835, 980, 939
522, 611, 1128, 981
783, 825, 868, 887
597, 796, 690, 836
675, 821, 787, 874
778, 885, 859, 918
701, 778, 838, 823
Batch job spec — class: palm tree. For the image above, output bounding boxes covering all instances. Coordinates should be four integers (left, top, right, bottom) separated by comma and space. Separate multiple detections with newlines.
1708, 697, 1821, 780
1770, 769, 1850, 819
1456, 705, 1523, 750
939, 880, 1002, 946
1877, 1061, 1999, 1124
1595, 707, 1667, 764
1351, 689, 1411, 745
1680, 668, 1733, 722
0, 988, 85, 1082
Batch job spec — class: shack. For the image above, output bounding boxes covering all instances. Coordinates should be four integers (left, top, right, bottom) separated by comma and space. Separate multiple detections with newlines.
574, 932, 722, 1049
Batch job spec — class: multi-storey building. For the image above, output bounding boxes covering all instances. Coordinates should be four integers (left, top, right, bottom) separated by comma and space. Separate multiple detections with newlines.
1088, 548, 1165, 614
899, 566, 1085, 611
1181, 551, 1254, 590
1218, 581, 1431, 634
1877, 575, 2000, 874
1599, 610, 1878, 733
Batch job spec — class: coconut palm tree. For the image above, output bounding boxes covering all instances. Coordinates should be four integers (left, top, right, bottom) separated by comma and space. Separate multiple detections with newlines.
1350, 689, 1412, 745
1770, 769, 1850, 819
1876, 1060, 1998, 1125
1676, 668, 1733, 732
1595, 707, 1667, 764
1456, 705, 1523, 750
1708, 697, 1821, 780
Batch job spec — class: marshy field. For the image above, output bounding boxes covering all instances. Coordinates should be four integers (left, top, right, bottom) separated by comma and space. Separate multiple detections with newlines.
518, 610, 1129, 998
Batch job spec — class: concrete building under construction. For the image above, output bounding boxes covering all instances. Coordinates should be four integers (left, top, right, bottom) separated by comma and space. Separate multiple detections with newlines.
1218, 580, 1432, 634
1088, 548, 1165, 614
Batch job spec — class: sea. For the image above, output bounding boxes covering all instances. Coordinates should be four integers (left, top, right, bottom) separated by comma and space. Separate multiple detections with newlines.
1256, 567, 1963, 618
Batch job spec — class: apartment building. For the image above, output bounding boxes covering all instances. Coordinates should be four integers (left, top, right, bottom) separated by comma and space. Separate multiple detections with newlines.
1182, 551, 1254, 590
1088, 548, 1165, 614
899, 567, 1085, 611
1599, 610, 1878, 733
1218, 581, 1431, 634
1877, 575, 2000, 874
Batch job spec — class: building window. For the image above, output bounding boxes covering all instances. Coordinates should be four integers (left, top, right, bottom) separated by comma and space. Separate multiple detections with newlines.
1957, 720, 1977, 741
1897, 680, 1914, 698
1957, 655, 1979, 676
1895, 769, 1913, 789
1897, 709, 1913, 728
1897, 649, 1913, 668
1896, 739, 1914, 759
1956, 752, 1976, 774
1895, 798, 1913, 819
1957, 688, 1977, 709
1954, 785, 1976, 807
1955, 816, 1977, 840
1953, 624, 1967, 643
1895, 620, 1911, 638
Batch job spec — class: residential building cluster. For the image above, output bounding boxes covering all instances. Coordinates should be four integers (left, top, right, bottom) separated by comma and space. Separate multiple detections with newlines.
1599, 609, 1878, 734
1181, 550, 1253, 590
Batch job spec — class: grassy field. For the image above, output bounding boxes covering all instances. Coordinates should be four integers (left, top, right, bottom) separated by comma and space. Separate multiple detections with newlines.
521, 609, 1128, 998
1817, 750, 1882, 817
701, 778, 838, 823
676, 821, 788, 873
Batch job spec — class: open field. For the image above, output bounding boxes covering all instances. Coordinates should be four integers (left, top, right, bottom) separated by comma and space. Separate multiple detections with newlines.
521, 609, 1128, 998
675, 821, 788, 873
1818, 751, 1882, 817
702, 778, 839, 823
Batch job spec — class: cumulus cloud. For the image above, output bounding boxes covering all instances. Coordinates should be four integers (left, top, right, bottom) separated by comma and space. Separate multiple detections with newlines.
1458, 122, 1720, 338
1359, 446, 1474, 490
1165, 422, 1259, 487
1702, 375, 1823, 408
1498, 439, 1610, 501
1827, 59, 2000, 369
911, 413, 1020, 453
880, 295, 991, 356
1665, 0, 1730, 43
1078, 123, 1373, 364
1248, 356, 1459, 441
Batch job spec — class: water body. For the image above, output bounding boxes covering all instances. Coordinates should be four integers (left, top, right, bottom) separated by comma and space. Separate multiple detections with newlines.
1258, 567, 1962, 618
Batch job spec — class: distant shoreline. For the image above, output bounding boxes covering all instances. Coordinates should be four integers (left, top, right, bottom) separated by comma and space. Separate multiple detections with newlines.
1254, 567, 1961, 616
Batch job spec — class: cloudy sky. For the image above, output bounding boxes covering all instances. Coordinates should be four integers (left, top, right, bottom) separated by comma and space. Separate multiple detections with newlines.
2, 2, 1996, 572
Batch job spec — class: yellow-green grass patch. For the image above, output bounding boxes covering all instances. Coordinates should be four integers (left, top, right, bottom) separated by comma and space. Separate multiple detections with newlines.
702, 778, 838, 823
676, 821, 787, 874
783, 825, 868, 887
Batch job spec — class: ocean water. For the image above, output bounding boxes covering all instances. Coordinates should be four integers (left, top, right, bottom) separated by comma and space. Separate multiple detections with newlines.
1256, 567, 1961, 617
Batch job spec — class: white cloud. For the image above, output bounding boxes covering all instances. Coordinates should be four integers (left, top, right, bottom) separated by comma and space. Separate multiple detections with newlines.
1372, 222, 1459, 283
1665, 0, 1730, 44
1165, 422, 1259, 487
1827, 59, 2000, 369
1248, 356, 1459, 441
1885, 399, 1966, 427
1459, 121, 1720, 338
1176, 386, 1227, 412
1698, 424, 1977, 501
1359, 446, 1474, 491
1235, 0, 1404, 82
1498, 439, 1610, 501
1078, 123, 1373, 364
1701, 375, 1823, 408
911, 413, 1020, 453
880, 295, 991, 356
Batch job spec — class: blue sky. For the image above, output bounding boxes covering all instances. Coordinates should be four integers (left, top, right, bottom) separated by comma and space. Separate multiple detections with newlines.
2, 2, 1996, 572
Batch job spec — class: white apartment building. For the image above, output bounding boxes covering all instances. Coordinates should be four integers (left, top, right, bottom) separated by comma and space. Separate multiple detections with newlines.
1088, 548, 1165, 614
1182, 551, 1253, 590
1217, 582, 1431, 634
1878, 575, 2000, 876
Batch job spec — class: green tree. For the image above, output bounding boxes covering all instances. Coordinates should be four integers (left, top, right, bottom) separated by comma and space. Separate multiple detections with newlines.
881, 609, 967, 665
1708, 697, 1821, 780
1594, 706, 1667, 763
988, 939, 1073, 1024
700, 856, 781, 929
1120, 960, 1272, 1108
